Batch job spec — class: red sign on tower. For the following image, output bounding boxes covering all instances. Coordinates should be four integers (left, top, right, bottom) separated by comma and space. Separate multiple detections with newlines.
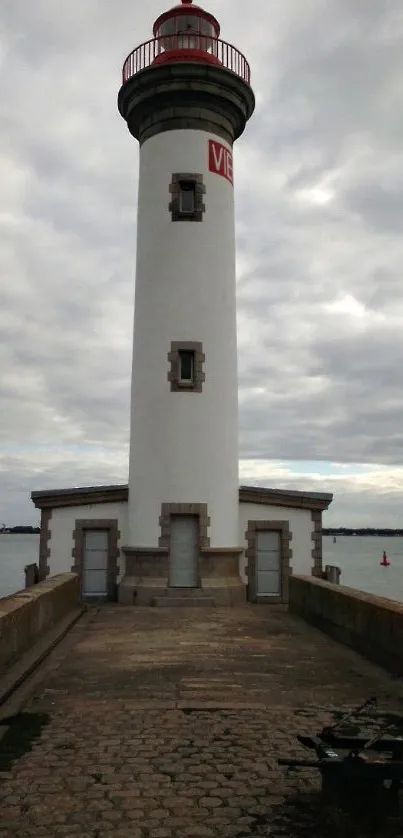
208, 139, 233, 185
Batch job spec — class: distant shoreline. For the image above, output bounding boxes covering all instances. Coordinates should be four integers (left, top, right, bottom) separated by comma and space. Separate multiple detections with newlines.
0, 528, 40, 535
323, 529, 403, 537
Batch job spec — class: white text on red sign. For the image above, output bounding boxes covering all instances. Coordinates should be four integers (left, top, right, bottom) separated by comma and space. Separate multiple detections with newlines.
208, 139, 233, 185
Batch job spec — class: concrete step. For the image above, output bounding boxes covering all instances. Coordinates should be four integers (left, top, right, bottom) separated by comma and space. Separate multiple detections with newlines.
165, 587, 205, 598
152, 596, 216, 608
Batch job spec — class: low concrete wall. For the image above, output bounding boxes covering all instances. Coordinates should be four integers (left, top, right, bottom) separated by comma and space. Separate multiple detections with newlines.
0, 573, 80, 675
289, 575, 403, 677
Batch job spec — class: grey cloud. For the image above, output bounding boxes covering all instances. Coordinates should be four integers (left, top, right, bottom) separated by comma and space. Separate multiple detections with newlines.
342, 181, 403, 234
241, 473, 403, 529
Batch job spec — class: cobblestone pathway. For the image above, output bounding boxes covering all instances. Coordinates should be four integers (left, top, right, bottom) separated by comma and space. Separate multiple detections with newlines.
0, 605, 403, 837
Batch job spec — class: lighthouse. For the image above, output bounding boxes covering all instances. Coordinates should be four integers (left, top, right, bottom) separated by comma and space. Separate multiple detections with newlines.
118, 0, 255, 605
30, 0, 333, 602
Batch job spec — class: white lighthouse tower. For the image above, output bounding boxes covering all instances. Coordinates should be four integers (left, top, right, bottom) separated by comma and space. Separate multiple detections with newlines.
118, 0, 255, 605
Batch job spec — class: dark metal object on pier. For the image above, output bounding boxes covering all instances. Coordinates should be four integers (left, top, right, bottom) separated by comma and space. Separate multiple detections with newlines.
278, 697, 403, 817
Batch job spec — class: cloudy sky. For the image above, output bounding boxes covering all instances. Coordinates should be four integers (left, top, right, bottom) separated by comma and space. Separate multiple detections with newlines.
1, 0, 403, 527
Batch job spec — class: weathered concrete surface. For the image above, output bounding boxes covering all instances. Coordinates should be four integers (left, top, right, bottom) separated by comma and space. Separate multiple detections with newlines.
0, 604, 403, 838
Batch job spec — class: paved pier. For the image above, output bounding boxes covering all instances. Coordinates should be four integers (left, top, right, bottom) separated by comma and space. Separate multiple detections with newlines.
0, 605, 402, 837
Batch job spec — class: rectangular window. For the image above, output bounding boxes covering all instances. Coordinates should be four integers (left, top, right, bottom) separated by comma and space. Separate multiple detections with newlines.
179, 182, 196, 215
179, 350, 195, 383
168, 341, 205, 393
169, 173, 205, 222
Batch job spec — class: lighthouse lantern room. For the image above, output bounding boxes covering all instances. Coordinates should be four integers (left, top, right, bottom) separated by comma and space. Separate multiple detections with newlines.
152, 0, 220, 63
117, 0, 255, 605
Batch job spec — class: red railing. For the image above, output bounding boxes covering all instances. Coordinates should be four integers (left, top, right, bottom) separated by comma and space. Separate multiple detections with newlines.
122, 36, 251, 85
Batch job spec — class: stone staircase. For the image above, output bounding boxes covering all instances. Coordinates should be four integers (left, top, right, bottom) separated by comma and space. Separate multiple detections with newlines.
152, 587, 216, 607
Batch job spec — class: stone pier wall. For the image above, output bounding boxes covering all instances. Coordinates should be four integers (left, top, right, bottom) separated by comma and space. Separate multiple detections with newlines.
0, 573, 80, 676
289, 574, 403, 677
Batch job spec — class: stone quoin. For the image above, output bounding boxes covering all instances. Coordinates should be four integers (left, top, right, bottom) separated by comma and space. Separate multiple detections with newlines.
31, 0, 333, 605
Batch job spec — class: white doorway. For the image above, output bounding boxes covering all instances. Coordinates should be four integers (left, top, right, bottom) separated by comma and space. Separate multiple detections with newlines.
256, 530, 281, 598
170, 515, 199, 588
82, 530, 109, 598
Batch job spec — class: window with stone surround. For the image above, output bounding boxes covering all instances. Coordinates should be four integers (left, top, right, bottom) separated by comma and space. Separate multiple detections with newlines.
168, 341, 205, 393
169, 173, 206, 221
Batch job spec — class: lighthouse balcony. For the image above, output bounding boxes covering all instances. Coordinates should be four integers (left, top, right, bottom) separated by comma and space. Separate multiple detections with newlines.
122, 35, 251, 85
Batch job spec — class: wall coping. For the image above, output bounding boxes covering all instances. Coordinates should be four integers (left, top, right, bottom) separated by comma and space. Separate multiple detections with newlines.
122, 546, 169, 555
31, 485, 128, 509
200, 547, 244, 555
239, 486, 333, 511
292, 574, 403, 615
32, 484, 333, 512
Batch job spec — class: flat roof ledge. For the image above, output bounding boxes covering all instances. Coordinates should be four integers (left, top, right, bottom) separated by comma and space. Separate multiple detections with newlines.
31, 483, 333, 512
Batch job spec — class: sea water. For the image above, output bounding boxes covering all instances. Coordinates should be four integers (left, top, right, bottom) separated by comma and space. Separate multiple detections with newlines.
0, 534, 40, 598
323, 535, 403, 603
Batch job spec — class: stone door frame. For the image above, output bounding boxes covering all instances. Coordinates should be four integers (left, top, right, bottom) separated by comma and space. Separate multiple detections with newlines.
245, 520, 293, 603
71, 519, 120, 601
159, 503, 211, 588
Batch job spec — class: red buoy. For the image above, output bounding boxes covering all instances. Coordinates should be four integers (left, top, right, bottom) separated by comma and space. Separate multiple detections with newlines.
380, 550, 390, 567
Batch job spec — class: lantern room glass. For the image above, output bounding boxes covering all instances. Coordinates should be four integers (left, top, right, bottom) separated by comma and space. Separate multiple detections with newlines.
155, 14, 217, 54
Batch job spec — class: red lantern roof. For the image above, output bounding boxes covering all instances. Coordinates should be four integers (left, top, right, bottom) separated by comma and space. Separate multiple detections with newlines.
153, 0, 221, 40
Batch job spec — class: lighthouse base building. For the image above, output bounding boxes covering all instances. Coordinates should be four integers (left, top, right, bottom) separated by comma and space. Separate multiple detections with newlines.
30, 0, 333, 605
31, 485, 332, 605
